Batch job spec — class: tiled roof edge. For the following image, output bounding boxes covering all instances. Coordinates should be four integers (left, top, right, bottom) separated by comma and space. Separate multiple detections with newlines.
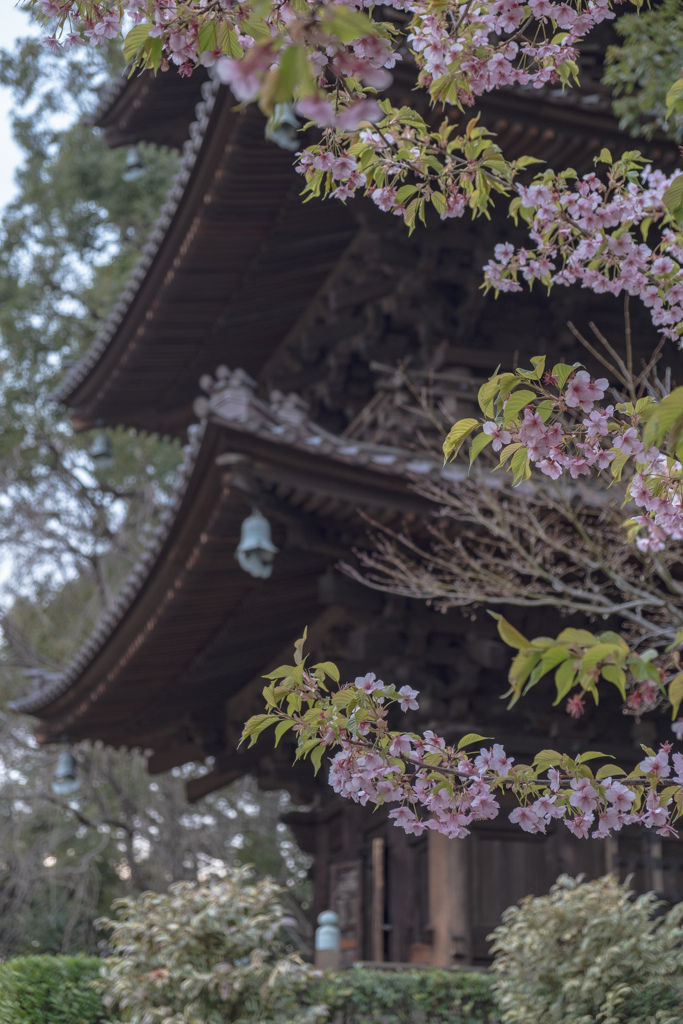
10, 422, 207, 715
52, 76, 220, 407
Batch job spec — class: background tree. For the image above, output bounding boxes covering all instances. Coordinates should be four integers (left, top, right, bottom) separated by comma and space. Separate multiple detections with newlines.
0, 35, 311, 957
605, 0, 683, 143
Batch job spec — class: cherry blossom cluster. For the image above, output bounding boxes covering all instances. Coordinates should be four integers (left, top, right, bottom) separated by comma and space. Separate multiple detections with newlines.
34, 0, 631, 88
330, 736, 683, 841
445, 358, 683, 553
294, 111, 521, 228
484, 160, 683, 340
242, 644, 683, 841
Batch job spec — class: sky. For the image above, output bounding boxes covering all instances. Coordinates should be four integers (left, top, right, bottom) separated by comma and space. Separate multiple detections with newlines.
0, 5, 38, 212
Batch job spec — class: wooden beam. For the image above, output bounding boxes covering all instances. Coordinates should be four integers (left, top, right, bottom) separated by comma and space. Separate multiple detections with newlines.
186, 767, 243, 803
428, 830, 471, 966
147, 741, 205, 774
371, 836, 385, 963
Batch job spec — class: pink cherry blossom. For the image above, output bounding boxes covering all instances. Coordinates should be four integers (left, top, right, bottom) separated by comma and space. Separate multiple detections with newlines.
397, 685, 419, 711
569, 777, 599, 813
482, 421, 512, 451
640, 748, 671, 779
354, 672, 384, 694
509, 806, 542, 833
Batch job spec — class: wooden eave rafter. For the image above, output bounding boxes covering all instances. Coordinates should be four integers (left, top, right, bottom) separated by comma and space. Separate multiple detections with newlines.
12, 399, 437, 750
58, 81, 357, 438
90, 66, 209, 151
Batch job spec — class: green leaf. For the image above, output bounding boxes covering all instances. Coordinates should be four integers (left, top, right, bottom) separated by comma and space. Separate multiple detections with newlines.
322, 6, 373, 42
242, 15, 271, 42
395, 184, 418, 205
596, 147, 612, 165
510, 446, 531, 484
665, 628, 683, 653
601, 664, 627, 700
553, 660, 576, 704
271, 45, 312, 104
263, 664, 296, 680
294, 629, 308, 665
477, 377, 501, 417
577, 750, 609, 763
489, 612, 531, 650
274, 720, 291, 747
515, 155, 545, 169
496, 442, 522, 469
539, 646, 572, 672
443, 418, 479, 462
509, 649, 541, 698
642, 386, 683, 448
262, 684, 277, 708
503, 389, 537, 424
552, 362, 580, 388
197, 22, 218, 53
469, 430, 492, 465
218, 23, 243, 58
310, 743, 325, 774
430, 191, 446, 215
557, 627, 599, 647
242, 714, 277, 747
595, 764, 626, 780
457, 732, 490, 750
313, 661, 340, 682
581, 643, 621, 671
533, 749, 561, 771
610, 451, 630, 482
123, 24, 151, 62
666, 76, 683, 119
530, 355, 546, 380
669, 672, 683, 719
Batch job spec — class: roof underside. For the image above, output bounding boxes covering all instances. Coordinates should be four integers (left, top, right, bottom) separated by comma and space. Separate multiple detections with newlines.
16, 413, 431, 755
61, 83, 357, 437
92, 66, 209, 150
60, 54, 681, 438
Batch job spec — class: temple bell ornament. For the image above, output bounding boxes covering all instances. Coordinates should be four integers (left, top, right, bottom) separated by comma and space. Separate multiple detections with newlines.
235, 509, 279, 579
51, 750, 81, 796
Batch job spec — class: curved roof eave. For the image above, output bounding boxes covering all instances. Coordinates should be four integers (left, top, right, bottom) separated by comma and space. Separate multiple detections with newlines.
53, 77, 224, 414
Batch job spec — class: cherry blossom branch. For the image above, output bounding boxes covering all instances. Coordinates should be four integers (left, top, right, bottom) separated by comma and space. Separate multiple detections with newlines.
242, 636, 683, 843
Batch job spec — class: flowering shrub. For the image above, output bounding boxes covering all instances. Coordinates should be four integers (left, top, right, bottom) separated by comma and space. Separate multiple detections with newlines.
490, 874, 683, 1024
95, 866, 323, 1024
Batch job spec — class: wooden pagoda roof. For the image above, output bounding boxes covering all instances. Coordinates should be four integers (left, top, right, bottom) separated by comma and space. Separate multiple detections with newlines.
13, 373, 451, 796
59, 52, 681, 440
59, 79, 357, 437
90, 65, 209, 151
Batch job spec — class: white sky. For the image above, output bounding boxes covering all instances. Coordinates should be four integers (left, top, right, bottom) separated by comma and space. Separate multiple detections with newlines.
0, 5, 38, 212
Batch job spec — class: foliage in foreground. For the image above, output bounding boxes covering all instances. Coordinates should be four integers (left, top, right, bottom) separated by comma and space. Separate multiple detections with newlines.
490, 874, 683, 1024
95, 866, 322, 1024
0, 955, 104, 1024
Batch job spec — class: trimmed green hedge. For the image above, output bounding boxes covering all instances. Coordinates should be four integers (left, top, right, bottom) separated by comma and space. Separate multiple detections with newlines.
0, 956, 496, 1024
0, 955, 105, 1024
304, 967, 497, 1024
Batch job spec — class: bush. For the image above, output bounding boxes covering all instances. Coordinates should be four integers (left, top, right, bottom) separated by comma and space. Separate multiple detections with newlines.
95, 866, 322, 1024
489, 874, 683, 1024
0, 954, 105, 1024
303, 967, 496, 1023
